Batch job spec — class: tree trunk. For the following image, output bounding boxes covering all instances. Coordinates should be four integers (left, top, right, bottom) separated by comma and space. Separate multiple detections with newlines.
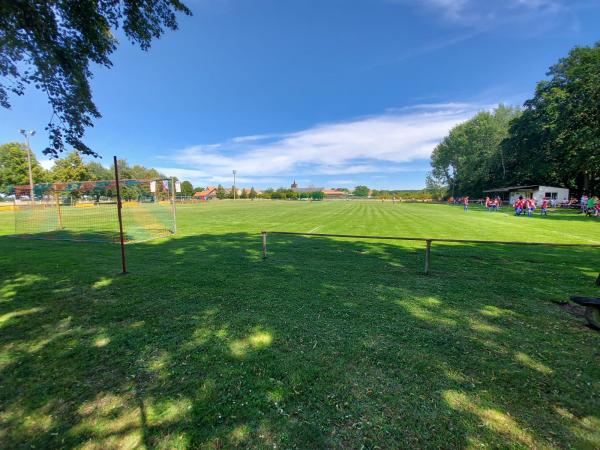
583, 170, 590, 194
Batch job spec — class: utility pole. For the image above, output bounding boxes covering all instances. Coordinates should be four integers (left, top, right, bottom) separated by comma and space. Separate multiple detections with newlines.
233, 169, 237, 200
19, 129, 36, 203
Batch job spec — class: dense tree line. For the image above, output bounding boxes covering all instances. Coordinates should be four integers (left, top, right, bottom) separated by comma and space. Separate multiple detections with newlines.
181, 181, 194, 196
0, 146, 190, 195
430, 42, 600, 198
369, 189, 431, 200
0, 142, 47, 194
259, 188, 324, 200
430, 105, 521, 198
255, 186, 431, 200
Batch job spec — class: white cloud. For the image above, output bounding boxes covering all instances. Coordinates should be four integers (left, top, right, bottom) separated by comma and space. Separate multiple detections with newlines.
157, 102, 487, 187
154, 166, 285, 186
39, 159, 55, 170
231, 134, 279, 143
397, 0, 578, 33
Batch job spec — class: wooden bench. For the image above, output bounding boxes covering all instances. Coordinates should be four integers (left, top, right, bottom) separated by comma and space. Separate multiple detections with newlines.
571, 296, 600, 330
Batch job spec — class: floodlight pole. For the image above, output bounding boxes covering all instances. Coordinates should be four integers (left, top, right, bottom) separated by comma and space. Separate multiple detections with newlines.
19, 130, 35, 204
233, 170, 237, 200
114, 156, 127, 274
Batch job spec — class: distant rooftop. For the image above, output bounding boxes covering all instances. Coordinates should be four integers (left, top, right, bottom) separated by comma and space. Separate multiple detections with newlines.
292, 187, 324, 193
483, 185, 566, 193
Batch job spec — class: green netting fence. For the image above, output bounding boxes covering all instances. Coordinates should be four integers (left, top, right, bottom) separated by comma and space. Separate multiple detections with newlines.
8, 178, 177, 243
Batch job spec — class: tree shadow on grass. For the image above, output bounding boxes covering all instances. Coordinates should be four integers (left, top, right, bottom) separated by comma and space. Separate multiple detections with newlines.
8, 228, 173, 244
0, 233, 599, 448
8, 229, 121, 243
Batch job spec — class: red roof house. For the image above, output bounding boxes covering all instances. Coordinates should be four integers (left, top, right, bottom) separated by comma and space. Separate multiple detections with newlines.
193, 186, 218, 200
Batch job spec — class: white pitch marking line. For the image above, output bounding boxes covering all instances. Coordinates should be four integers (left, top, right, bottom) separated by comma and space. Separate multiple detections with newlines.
307, 225, 321, 233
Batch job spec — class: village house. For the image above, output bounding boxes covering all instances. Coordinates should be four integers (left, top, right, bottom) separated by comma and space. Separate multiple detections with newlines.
193, 186, 218, 200
322, 189, 348, 199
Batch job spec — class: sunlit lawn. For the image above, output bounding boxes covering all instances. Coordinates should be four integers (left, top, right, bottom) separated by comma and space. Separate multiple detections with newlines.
1, 201, 599, 448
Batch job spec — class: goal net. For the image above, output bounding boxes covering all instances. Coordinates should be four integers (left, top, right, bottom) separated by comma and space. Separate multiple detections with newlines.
10, 179, 176, 243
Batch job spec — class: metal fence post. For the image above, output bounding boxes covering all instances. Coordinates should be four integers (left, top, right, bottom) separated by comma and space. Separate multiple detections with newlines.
114, 156, 127, 275
260, 231, 598, 277
55, 191, 63, 229
424, 240, 432, 275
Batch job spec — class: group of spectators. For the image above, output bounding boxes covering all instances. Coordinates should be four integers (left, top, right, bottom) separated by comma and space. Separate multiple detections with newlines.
450, 194, 599, 218
513, 194, 599, 217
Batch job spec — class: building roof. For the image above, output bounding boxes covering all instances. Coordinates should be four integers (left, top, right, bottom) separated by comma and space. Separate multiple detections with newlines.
322, 189, 346, 195
193, 186, 217, 197
292, 187, 323, 193
483, 185, 566, 193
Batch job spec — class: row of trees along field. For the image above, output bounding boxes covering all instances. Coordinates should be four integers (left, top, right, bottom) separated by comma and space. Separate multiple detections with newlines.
369, 189, 431, 200
0, 147, 180, 195
206, 185, 259, 199
429, 42, 600, 198
255, 187, 430, 200
350, 185, 431, 199
259, 188, 324, 200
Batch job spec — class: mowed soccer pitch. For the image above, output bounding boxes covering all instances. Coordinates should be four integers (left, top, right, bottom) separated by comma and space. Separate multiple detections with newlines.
1, 201, 599, 449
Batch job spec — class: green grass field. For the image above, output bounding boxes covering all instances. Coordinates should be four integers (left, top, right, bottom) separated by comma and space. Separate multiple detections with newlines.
1, 201, 599, 449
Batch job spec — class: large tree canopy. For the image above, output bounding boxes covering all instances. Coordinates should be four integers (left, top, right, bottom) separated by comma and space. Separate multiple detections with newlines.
0, 0, 191, 157
430, 105, 521, 197
353, 185, 370, 197
50, 151, 89, 182
180, 180, 194, 196
0, 142, 48, 194
430, 42, 600, 198
86, 161, 113, 181
114, 159, 163, 180
502, 42, 600, 196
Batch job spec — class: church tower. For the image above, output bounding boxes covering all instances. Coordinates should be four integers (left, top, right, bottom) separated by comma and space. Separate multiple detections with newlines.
291, 179, 298, 189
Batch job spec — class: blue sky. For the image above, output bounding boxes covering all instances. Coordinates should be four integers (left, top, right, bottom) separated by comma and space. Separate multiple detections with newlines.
2, 0, 600, 189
